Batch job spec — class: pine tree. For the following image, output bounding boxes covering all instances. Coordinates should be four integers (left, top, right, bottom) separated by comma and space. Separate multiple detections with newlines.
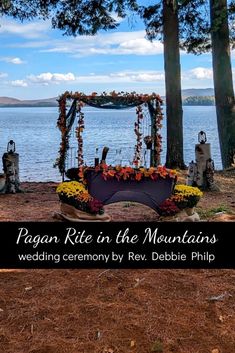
182, 0, 235, 168
209, 0, 235, 168
140, 1, 205, 168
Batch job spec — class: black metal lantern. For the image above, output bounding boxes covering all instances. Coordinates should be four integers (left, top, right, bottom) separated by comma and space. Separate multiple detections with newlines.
144, 135, 153, 149
198, 131, 207, 144
7, 140, 16, 153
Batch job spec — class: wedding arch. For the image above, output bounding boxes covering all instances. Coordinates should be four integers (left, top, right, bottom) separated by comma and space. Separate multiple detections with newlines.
55, 91, 176, 213
55, 91, 164, 178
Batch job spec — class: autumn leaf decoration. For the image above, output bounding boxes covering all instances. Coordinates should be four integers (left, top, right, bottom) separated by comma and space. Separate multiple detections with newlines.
81, 164, 177, 182
133, 105, 144, 167
76, 101, 85, 167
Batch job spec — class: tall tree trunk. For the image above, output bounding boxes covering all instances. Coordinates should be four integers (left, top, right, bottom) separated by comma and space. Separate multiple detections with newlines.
163, 0, 185, 169
210, 0, 235, 168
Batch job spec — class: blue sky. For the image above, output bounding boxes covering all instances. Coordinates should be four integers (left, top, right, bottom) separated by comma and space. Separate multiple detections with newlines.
0, 11, 233, 99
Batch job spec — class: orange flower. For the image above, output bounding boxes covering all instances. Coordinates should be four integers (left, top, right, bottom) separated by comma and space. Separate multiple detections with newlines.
124, 166, 134, 173
135, 172, 142, 181
115, 165, 122, 172
100, 163, 108, 170
107, 170, 116, 177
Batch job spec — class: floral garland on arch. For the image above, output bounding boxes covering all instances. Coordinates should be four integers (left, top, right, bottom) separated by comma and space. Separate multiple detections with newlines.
76, 101, 85, 167
154, 102, 164, 165
133, 105, 144, 167
133, 99, 163, 167
54, 96, 68, 174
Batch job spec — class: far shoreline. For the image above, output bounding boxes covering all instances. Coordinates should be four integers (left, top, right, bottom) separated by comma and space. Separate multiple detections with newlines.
0, 103, 215, 108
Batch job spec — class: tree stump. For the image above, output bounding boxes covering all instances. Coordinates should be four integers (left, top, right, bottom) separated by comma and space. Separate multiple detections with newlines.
2, 152, 21, 193
195, 143, 212, 188
0, 174, 6, 193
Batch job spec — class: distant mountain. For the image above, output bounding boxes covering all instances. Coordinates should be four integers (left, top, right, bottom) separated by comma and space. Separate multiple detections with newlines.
0, 89, 215, 107
0, 96, 58, 107
0, 97, 22, 105
181, 88, 214, 98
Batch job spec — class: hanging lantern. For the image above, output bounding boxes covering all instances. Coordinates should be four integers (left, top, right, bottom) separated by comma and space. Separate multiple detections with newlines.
144, 135, 153, 149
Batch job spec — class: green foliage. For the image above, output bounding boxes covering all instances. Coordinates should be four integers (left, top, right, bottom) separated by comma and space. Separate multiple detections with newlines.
139, 0, 235, 54
139, 0, 210, 53
197, 204, 233, 219
0, 0, 57, 20
1, 0, 235, 51
183, 96, 215, 106
0, 0, 138, 36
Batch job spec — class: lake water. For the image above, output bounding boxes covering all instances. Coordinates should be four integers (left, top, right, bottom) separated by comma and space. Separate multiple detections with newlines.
0, 106, 221, 181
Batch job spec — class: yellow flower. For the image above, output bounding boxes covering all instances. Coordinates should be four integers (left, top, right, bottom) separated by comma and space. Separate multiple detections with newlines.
56, 181, 87, 198
171, 184, 203, 209
174, 185, 203, 198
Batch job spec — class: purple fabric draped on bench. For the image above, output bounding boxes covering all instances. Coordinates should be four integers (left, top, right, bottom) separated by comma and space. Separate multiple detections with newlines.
85, 170, 175, 213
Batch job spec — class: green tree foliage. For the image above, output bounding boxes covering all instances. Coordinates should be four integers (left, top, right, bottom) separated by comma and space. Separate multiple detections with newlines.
139, 1, 205, 168
209, 0, 235, 168
183, 96, 215, 106
0, 1, 138, 34
2, 1, 234, 167
180, 0, 235, 168
140, 0, 235, 168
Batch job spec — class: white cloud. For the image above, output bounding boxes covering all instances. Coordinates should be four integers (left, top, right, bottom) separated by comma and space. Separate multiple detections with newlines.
188, 67, 213, 80
11, 80, 28, 87
119, 38, 163, 55
5, 66, 221, 90
0, 19, 50, 39
0, 72, 8, 78
27, 72, 76, 85
6, 25, 163, 57
9, 57, 25, 64
0, 57, 26, 64
35, 30, 164, 57
76, 71, 164, 83
23, 70, 164, 85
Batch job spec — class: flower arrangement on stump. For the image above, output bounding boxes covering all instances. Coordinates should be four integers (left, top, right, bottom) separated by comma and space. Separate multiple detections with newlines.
159, 184, 203, 217
56, 181, 104, 215
158, 199, 180, 217
171, 185, 203, 213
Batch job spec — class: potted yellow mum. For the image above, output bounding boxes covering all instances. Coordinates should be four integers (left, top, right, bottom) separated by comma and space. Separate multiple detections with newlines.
171, 185, 203, 216
56, 181, 111, 221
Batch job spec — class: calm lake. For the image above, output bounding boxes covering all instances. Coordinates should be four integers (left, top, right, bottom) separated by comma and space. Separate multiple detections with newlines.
0, 106, 221, 181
